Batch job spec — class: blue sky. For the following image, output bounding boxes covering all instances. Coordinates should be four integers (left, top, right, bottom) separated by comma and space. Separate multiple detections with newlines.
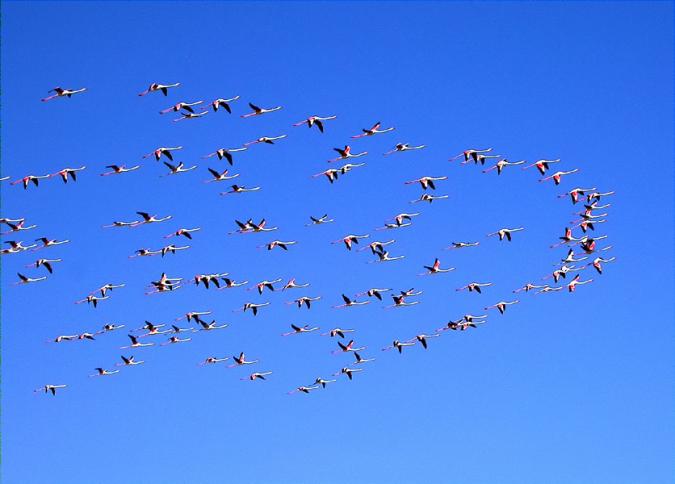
1, 2, 673, 483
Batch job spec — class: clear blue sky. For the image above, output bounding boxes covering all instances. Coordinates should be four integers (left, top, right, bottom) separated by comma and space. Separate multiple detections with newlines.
2, 2, 673, 483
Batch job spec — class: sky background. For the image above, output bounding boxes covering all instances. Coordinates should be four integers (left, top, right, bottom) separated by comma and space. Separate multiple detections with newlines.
1, 2, 673, 483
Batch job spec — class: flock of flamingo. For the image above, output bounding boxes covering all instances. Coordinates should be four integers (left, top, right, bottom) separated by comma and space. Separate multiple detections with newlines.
3, 83, 616, 397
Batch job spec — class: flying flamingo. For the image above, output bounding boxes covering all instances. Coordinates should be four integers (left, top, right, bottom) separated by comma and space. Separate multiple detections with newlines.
282, 278, 310, 290
485, 300, 520, 314
414, 333, 441, 349
333, 294, 370, 309
513, 283, 547, 293
100, 164, 141, 176
456, 282, 493, 294
219, 277, 248, 289
26, 258, 62, 273
292, 115, 337, 132
159, 100, 203, 114
77, 332, 96, 341
102, 220, 141, 229
353, 352, 376, 365
242, 302, 270, 316
194, 273, 228, 289
282, 324, 320, 336
313, 377, 337, 388
288, 385, 320, 394
587, 190, 615, 203
138, 82, 181, 96
173, 111, 208, 122
332, 339, 366, 354
388, 293, 420, 308
487, 227, 525, 241
252, 278, 282, 294
205, 168, 240, 183
465, 153, 501, 166
2, 240, 37, 254
558, 187, 597, 204
289, 296, 321, 309
229, 352, 259, 367
90, 368, 119, 377
560, 248, 588, 264
148, 272, 182, 294
420, 258, 455, 275
165, 227, 201, 240
334, 367, 363, 380
588, 256, 616, 274
262, 240, 297, 251
11, 174, 50, 190
338, 162, 366, 175
522, 158, 561, 175
170, 325, 196, 334
34, 237, 70, 250
332, 234, 369, 251
221, 185, 261, 195
404, 176, 447, 190
34, 384, 67, 396
356, 288, 392, 301
163, 161, 197, 175
143, 146, 183, 161
567, 274, 593, 292
241, 102, 283, 118
328, 145, 368, 163
161, 335, 192, 345
574, 219, 607, 233
551, 227, 583, 248
197, 320, 228, 331
351, 121, 394, 138
321, 328, 356, 339
135, 211, 172, 226
382, 339, 415, 354
133, 321, 167, 335
98, 283, 125, 297
242, 372, 273, 381
306, 214, 334, 226
383, 143, 426, 156
537, 285, 563, 294
49, 335, 78, 343
358, 239, 396, 255
372, 248, 405, 262
15, 272, 47, 285
411, 193, 449, 204
243, 135, 287, 146
3, 220, 37, 234
540, 169, 579, 185
41, 87, 87, 102
549, 264, 584, 283
176, 311, 212, 323
51, 166, 86, 183
449, 148, 493, 163
116, 355, 144, 367
202, 147, 248, 165
483, 159, 526, 175
446, 241, 480, 250
209, 96, 240, 113
96, 324, 126, 334
312, 168, 340, 184
579, 235, 609, 254
200, 356, 230, 366
75, 294, 109, 307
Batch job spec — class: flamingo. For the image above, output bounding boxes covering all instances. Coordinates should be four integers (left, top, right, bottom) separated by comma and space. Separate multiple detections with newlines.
143, 146, 183, 161
96, 324, 126, 334
100, 164, 141, 176
579, 235, 609, 254
391, 212, 420, 226
483, 159, 526, 175
194, 273, 228, 289
333, 339, 366, 354
11, 174, 50, 190
332, 234, 369, 251
411, 193, 449, 204
263, 240, 297, 251
456, 282, 493, 294
16, 272, 47, 285
2, 241, 37, 254
229, 352, 259, 367
558, 187, 597, 204
242, 302, 270, 316
90, 368, 119, 377
244, 135, 287, 146
219, 277, 248, 289
243, 372, 273, 381
76, 331, 95, 340
292, 115, 337, 132
588, 256, 616, 274
522, 158, 561, 175
487, 227, 525, 241
75, 294, 109, 307
540, 169, 579, 185
98, 283, 125, 297
551, 227, 583, 248
560, 248, 588, 264
587, 191, 615, 203
338, 162, 366, 175
165, 227, 201, 240
353, 352, 376, 365
358, 239, 396, 255
34, 384, 67, 396
134, 321, 167, 335
161, 336, 192, 345
567, 274, 593, 292
465, 153, 500, 166
356, 288, 392, 301
550, 265, 584, 283
388, 293, 419, 308
116, 355, 144, 367
241, 102, 283, 118
51, 166, 86, 183
449, 148, 493, 163
575, 219, 607, 233
252, 278, 282, 294
138, 82, 181, 96
373, 248, 405, 262
485, 300, 520, 314
382, 340, 415, 354
306, 214, 334, 226
209, 96, 240, 113
26, 258, 61, 273
321, 328, 356, 339
202, 147, 247, 165
351, 121, 394, 138
197, 320, 228, 331
334, 294, 370, 309
148, 272, 182, 294
200, 356, 230, 366
513, 283, 547, 293
130, 248, 162, 258
328, 145, 368, 163
236, 218, 278, 233
421, 258, 455, 275
159, 100, 204, 114
221, 184, 261, 195
313, 377, 337, 388
282, 278, 310, 291
289, 296, 321, 309
335, 367, 363, 380
3, 220, 38, 234
537, 285, 563, 294
49, 335, 78, 343
288, 385, 320, 394
135, 211, 172, 225
176, 311, 212, 323
282, 324, 320, 336
41, 87, 87, 102
173, 110, 208, 122
414, 333, 441, 349
446, 241, 480, 250
102, 220, 141, 229
34, 237, 70, 250
404, 176, 447, 190
170, 325, 196, 334
163, 161, 197, 175
312, 168, 340, 184
383, 143, 426, 156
